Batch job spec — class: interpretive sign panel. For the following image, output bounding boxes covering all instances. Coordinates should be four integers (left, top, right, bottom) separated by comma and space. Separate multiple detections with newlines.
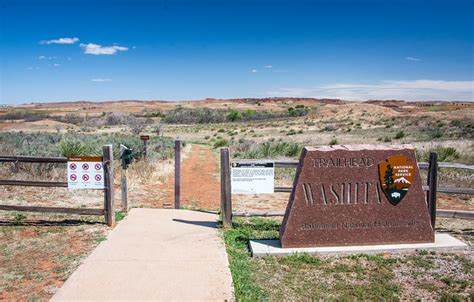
231, 161, 274, 194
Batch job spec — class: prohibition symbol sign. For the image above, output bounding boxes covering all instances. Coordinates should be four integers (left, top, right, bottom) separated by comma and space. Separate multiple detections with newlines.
70, 174, 77, 181
94, 163, 102, 170
95, 174, 102, 181
82, 163, 89, 170
82, 174, 89, 181
70, 163, 77, 170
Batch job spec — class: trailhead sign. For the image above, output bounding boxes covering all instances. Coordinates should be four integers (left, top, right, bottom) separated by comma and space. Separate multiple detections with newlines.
231, 161, 274, 194
67, 157, 105, 189
280, 145, 434, 248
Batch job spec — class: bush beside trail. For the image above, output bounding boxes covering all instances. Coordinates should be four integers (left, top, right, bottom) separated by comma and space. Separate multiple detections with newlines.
0, 131, 174, 160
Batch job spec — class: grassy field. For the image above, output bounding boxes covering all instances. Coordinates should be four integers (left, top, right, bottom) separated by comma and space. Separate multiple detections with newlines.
0, 98, 473, 299
222, 218, 473, 301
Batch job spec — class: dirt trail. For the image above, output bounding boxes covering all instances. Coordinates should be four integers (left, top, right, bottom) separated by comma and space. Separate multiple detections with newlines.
153, 144, 220, 210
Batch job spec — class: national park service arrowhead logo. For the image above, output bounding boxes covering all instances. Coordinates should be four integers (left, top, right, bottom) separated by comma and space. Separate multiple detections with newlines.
379, 154, 415, 205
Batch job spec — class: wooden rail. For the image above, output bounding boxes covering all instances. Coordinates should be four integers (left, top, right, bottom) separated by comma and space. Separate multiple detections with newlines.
0, 180, 68, 187
0, 205, 104, 216
222, 150, 474, 227
0, 156, 67, 163
0, 146, 115, 226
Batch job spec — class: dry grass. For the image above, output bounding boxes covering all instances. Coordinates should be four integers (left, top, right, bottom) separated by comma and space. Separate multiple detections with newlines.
0, 213, 108, 300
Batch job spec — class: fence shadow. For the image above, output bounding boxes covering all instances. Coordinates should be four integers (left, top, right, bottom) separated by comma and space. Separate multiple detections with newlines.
0, 219, 103, 227
172, 218, 217, 229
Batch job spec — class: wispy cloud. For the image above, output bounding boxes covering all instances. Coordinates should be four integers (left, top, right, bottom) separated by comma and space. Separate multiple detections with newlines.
53, 63, 60, 67
80, 43, 128, 55
91, 78, 112, 82
405, 57, 421, 61
251, 69, 258, 73
264, 65, 273, 69
38, 55, 56, 60
41, 37, 79, 45
267, 80, 474, 101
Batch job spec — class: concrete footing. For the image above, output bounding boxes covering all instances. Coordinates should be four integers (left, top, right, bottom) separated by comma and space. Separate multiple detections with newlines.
250, 233, 469, 257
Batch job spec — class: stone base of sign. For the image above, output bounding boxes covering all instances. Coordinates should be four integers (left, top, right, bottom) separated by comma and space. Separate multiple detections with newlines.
250, 233, 468, 257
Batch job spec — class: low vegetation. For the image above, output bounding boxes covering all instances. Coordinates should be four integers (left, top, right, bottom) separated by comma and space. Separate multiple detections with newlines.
0, 131, 174, 160
162, 106, 310, 124
231, 139, 302, 159
222, 218, 474, 301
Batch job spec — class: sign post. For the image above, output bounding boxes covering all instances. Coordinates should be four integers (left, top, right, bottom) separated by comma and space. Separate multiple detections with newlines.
120, 144, 133, 213
140, 135, 150, 160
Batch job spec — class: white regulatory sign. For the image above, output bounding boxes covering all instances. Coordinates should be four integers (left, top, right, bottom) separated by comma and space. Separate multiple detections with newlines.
231, 161, 274, 194
67, 157, 105, 190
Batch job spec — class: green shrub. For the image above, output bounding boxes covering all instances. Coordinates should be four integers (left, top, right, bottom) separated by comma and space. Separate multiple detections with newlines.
329, 137, 338, 145
213, 138, 229, 149
435, 146, 460, 162
14, 213, 27, 221
59, 140, 95, 157
394, 131, 405, 139
232, 140, 302, 159
227, 110, 242, 122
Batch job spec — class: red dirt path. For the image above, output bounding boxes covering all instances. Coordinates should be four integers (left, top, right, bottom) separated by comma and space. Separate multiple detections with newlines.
156, 144, 220, 210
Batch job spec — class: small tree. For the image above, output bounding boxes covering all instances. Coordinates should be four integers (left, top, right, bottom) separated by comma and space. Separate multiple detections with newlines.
127, 116, 147, 135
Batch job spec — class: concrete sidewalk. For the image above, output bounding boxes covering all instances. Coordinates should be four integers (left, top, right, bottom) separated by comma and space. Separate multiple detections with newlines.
52, 209, 233, 301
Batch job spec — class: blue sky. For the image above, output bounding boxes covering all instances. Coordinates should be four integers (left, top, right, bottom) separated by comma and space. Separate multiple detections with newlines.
1, 0, 473, 104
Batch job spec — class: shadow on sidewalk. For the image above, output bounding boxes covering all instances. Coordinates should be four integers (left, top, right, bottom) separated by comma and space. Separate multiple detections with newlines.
172, 218, 217, 228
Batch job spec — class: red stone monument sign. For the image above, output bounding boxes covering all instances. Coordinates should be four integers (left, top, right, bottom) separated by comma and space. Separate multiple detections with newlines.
280, 145, 434, 248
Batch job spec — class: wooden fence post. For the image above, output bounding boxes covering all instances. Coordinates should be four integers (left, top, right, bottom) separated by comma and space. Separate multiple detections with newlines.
175, 139, 181, 209
220, 148, 232, 227
427, 151, 438, 229
121, 168, 128, 213
103, 145, 115, 227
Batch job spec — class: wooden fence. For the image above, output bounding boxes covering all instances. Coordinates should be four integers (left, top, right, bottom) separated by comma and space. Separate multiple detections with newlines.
220, 148, 474, 227
0, 145, 115, 226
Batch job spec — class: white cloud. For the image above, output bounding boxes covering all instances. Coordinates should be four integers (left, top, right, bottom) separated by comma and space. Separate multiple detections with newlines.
91, 78, 112, 82
267, 80, 474, 102
26, 67, 34, 70
53, 63, 60, 67
38, 56, 56, 60
251, 69, 258, 73
80, 43, 128, 55
41, 37, 79, 45
264, 65, 273, 69
405, 57, 421, 61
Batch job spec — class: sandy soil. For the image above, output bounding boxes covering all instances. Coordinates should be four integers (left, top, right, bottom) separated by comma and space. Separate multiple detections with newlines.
152, 144, 221, 210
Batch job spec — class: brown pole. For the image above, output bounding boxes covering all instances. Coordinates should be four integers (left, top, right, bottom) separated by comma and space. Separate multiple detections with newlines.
427, 151, 438, 229
174, 139, 181, 209
220, 148, 232, 227
103, 144, 115, 227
